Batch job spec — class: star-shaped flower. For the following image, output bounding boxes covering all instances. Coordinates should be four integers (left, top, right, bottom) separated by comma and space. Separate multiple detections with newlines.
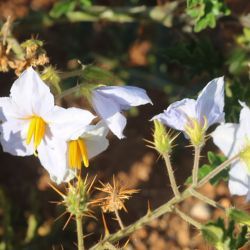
0, 67, 96, 183
152, 77, 225, 146
212, 102, 250, 201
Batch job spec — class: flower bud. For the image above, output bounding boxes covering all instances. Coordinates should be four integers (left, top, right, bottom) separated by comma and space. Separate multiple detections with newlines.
185, 117, 207, 147
41, 66, 61, 94
64, 179, 89, 217
153, 120, 172, 155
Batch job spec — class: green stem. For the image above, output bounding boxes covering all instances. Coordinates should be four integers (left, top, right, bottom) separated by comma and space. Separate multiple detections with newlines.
59, 69, 84, 79
190, 189, 225, 210
192, 146, 201, 186
76, 215, 84, 250
56, 83, 85, 100
163, 154, 180, 198
197, 154, 239, 188
175, 208, 202, 229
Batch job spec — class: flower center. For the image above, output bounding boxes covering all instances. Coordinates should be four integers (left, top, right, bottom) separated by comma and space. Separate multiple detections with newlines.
26, 116, 46, 150
240, 143, 250, 174
68, 139, 89, 169
184, 116, 207, 146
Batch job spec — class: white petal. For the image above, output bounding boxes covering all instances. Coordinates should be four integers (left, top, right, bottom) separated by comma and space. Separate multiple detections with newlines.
94, 85, 152, 110
48, 106, 96, 141
238, 102, 250, 139
211, 123, 242, 158
0, 120, 33, 156
0, 97, 21, 121
152, 98, 196, 131
92, 90, 126, 138
229, 162, 249, 196
196, 77, 225, 127
38, 138, 75, 184
10, 67, 54, 117
82, 122, 109, 159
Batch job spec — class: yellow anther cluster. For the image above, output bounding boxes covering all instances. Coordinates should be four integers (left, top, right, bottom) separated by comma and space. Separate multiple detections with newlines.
240, 143, 250, 173
26, 116, 46, 150
68, 139, 89, 169
185, 117, 207, 146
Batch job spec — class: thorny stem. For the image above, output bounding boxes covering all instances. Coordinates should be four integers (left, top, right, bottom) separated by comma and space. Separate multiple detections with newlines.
114, 208, 125, 229
89, 154, 240, 249
163, 154, 180, 198
90, 189, 192, 250
197, 154, 240, 188
175, 208, 202, 229
192, 146, 201, 186
190, 188, 225, 210
76, 215, 84, 250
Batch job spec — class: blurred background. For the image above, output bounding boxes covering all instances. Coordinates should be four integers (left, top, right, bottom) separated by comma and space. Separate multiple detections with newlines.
0, 0, 250, 249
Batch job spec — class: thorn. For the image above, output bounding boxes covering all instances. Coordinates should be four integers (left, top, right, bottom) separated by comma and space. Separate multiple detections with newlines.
54, 211, 68, 222
87, 175, 97, 194
83, 232, 94, 239
147, 200, 151, 214
102, 212, 110, 236
123, 238, 130, 248
48, 182, 65, 198
63, 213, 73, 230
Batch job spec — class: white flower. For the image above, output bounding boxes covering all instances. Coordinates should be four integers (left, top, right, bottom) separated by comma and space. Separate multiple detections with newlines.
39, 121, 109, 183
152, 77, 225, 146
0, 67, 95, 183
212, 102, 250, 201
91, 85, 152, 139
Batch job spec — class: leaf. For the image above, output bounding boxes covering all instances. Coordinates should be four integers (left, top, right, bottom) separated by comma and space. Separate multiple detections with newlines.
186, 0, 231, 32
50, 0, 77, 18
202, 218, 249, 250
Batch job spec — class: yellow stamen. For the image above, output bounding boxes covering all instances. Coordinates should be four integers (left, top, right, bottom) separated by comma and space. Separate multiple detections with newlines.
68, 139, 89, 169
26, 116, 46, 150
184, 116, 207, 146
240, 140, 250, 174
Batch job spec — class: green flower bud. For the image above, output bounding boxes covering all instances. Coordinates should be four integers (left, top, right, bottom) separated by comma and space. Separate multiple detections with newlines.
64, 179, 89, 217
153, 120, 173, 155
41, 66, 61, 94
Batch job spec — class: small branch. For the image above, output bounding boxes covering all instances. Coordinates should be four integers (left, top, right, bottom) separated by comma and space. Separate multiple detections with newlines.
175, 207, 202, 229
192, 146, 201, 186
197, 154, 239, 188
190, 189, 225, 210
76, 215, 85, 250
56, 83, 85, 100
90, 189, 192, 249
114, 208, 125, 230
59, 69, 84, 79
163, 154, 180, 198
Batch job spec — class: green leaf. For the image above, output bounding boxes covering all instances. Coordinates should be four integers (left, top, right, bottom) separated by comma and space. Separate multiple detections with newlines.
50, 0, 77, 18
202, 218, 248, 249
186, 0, 231, 32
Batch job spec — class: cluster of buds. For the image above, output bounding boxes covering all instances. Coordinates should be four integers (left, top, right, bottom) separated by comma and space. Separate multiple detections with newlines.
0, 19, 49, 76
